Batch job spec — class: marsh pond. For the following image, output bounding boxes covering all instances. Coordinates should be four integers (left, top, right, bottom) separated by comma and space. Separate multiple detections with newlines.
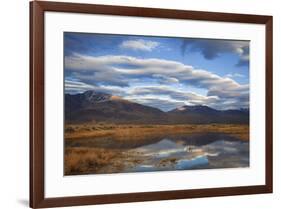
65, 129, 249, 175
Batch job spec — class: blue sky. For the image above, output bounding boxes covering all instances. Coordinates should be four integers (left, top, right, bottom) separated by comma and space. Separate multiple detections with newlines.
64, 32, 249, 111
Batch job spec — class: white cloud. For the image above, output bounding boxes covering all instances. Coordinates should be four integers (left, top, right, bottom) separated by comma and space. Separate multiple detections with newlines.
66, 54, 245, 92
119, 39, 159, 51
225, 73, 245, 78
65, 53, 249, 110
152, 74, 179, 84
130, 86, 219, 104
124, 95, 186, 111
65, 80, 125, 95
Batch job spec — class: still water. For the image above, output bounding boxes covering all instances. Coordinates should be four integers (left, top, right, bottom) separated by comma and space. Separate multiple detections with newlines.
66, 132, 250, 174
125, 133, 249, 172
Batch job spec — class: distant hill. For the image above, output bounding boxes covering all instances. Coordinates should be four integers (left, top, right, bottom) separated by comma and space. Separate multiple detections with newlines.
65, 90, 167, 124
65, 90, 249, 124
167, 105, 249, 124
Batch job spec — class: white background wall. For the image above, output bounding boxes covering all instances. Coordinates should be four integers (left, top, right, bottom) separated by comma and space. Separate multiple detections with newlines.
0, 0, 279, 208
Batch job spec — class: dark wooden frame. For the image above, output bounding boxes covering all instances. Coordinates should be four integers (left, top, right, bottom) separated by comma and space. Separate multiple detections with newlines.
30, 1, 273, 208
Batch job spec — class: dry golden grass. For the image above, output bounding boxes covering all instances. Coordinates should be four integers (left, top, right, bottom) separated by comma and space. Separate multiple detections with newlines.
64, 147, 123, 175
65, 123, 249, 141
64, 123, 249, 175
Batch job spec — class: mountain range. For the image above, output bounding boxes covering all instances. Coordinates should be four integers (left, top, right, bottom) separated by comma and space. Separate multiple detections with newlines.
65, 90, 249, 124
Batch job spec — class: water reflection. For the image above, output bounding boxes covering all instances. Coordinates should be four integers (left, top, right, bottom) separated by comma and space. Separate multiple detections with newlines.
124, 134, 249, 172
66, 133, 249, 173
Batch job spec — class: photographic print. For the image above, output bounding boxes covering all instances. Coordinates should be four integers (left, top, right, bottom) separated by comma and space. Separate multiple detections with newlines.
30, 2, 272, 207
64, 32, 250, 175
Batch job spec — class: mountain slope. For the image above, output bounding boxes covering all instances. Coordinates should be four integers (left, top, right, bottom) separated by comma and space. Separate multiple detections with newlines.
168, 105, 249, 124
65, 91, 167, 124
65, 91, 249, 124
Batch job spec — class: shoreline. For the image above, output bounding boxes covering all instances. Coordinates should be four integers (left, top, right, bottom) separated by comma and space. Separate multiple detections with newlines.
65, 124, 249, 141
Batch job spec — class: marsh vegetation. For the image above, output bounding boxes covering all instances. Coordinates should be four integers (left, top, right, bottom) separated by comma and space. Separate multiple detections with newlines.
64, 123, 249, 175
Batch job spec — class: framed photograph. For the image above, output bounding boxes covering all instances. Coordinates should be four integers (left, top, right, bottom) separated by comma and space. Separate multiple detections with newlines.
30, 1, 273, 208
